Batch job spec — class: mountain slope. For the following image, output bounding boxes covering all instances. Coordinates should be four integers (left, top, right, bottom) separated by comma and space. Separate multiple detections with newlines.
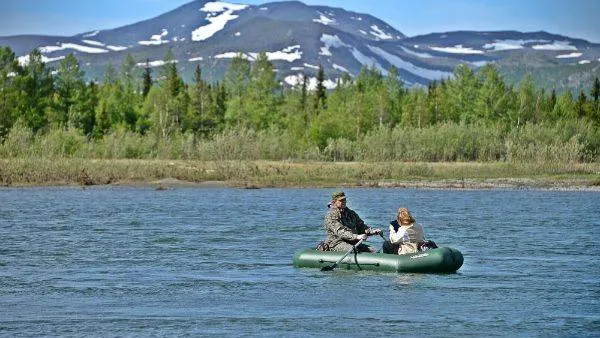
1, 0, 598, 92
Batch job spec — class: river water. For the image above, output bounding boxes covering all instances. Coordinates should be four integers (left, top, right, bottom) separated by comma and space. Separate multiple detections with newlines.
0, 186, 598, 337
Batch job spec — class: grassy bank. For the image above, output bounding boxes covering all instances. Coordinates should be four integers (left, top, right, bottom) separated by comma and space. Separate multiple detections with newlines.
1, 158, 599, 189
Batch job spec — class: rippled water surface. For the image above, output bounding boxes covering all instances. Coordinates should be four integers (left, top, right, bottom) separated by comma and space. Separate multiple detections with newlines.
1, 187, 599, 337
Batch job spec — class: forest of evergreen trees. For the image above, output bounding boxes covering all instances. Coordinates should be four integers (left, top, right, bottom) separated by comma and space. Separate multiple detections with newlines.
1, 46, 599, 162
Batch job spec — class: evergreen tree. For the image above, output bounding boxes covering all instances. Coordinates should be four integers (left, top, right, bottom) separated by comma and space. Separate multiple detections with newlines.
591, 78, 600, 123
575, 90, 588, 118
300, 72, 308, 113
314, 64, 327, 110
182, 65, 207, 133
161, 49, 183, 98
592, 78, 600, 102
120, 55, 139, 130
142, 59, 152, 98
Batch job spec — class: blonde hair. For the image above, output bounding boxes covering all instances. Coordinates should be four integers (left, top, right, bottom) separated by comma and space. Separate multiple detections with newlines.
397, 207, 415, 225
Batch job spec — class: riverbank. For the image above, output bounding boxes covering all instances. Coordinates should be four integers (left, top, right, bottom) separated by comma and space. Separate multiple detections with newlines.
1, 158, 599, 190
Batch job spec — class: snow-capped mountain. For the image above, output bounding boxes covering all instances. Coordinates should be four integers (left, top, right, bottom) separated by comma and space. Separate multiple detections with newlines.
1, 0, 599, 90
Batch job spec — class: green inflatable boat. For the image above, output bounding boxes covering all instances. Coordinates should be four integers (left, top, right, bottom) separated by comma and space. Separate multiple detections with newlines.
293, 247, 463, 273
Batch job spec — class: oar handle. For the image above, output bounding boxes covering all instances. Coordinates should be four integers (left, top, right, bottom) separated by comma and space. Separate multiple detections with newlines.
321, 238, 364, 271
337, 238, 364, 263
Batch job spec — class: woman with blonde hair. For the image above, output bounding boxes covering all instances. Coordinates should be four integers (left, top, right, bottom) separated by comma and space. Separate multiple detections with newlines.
383, 207, 431, 255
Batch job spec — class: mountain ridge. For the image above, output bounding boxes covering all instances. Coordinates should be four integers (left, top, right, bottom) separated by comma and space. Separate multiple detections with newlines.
1, 0, 598, 92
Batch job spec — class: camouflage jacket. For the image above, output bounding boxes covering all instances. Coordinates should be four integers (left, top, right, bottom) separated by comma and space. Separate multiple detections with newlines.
324, 207, 375, 247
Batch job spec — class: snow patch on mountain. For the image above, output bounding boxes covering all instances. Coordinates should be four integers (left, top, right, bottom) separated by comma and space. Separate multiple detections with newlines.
532, 41, 577, 51
370, 25, 393, 40
482, 39, 548, 51
82, 30, 100, 38
82, 39, 128, 51
430, 45, 484, 54
139, 29, 169, 46
18, 54, 65, 66
82, 40, 105, 47
135, 59, 178, 67
106, 45, 128, 51
284, 73, 337, 89
313, 13, 336, 25
400, 46, 433, 58
214, 46, 302, 62
579, 60, 591, 64
192, 2, 248, 41
368, 46, 453, 80
304, 63, 319, 70
351, 47, 387, 74
39, 43, 108, 54
333, 63, 349, 73
556, 52, 583, 58
252, 45, 302, 62
320, 34, 349, 56
189, 56, 204, 62
215, 52, 250, 60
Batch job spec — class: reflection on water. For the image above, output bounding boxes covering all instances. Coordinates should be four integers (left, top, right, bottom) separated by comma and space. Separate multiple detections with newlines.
0, 187, 598, 336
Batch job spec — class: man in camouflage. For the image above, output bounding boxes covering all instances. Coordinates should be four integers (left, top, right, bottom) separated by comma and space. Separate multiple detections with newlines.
323, 191, 382, 253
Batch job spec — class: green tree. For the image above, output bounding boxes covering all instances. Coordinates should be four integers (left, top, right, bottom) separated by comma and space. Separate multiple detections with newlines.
314, 64, 327, 111
446, 64, 479, 123
185, 64, 206, 133
119, 54, 139, 130
19, 49, 54, 132
69, 80, 98, 135
51, 53, 85, 127
515, 73, 536, 126
574, 90, 588, 119
590, 78, 599, 123
224, 54, 251, 126
475, 64, 507, 122
246, 52, 280, 129
142, 58, 153, 98
0, 47, 21, 138
552, 90, 575, 120
401, 87, 428, 128
161, 49, 183, 98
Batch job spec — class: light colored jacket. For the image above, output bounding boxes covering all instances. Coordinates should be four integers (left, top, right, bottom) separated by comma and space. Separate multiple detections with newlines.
389, 221, 425, 255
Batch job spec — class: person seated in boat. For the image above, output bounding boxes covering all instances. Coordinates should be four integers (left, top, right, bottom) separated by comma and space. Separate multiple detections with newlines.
383, 207, 430, 255
321, 191, 382, 253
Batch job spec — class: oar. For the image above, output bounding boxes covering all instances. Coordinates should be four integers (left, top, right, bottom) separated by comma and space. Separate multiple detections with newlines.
321, 238, 364, 271
377, 232, 387, 253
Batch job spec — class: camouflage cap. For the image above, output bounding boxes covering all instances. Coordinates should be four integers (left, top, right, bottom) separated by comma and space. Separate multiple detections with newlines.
331, 191, 346, 200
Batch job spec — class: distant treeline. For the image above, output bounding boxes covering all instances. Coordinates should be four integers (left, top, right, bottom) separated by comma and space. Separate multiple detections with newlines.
0, 46, 599, 162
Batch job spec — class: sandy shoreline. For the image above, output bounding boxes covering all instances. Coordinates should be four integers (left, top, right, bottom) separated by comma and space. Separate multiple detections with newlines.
2, 159, 599, 191
5, 177, 597, 191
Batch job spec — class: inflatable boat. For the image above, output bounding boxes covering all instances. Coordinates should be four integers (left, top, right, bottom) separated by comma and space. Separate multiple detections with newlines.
293, 246, 463, 273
